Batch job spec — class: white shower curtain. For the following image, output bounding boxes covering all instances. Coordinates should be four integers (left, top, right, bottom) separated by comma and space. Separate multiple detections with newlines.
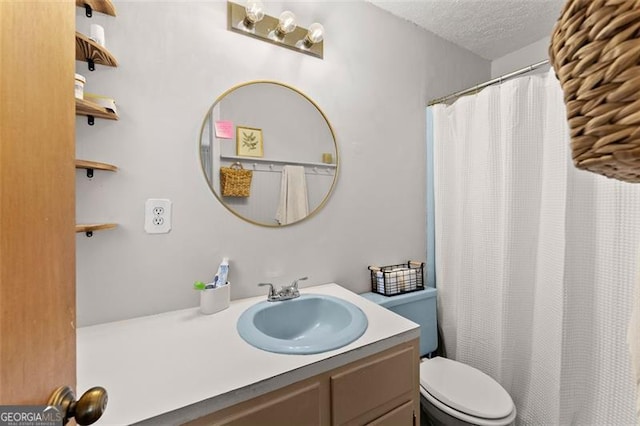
432, 69, 639, 425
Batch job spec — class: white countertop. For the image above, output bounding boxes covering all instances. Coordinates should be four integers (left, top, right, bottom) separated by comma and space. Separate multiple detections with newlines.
77, 283, 419, 425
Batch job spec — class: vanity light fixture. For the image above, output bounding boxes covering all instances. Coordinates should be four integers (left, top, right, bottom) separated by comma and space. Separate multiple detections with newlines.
243, 0, 265, 28
227, 1, 324, 59
275, 11, 297, 38
304, 23, 324, 47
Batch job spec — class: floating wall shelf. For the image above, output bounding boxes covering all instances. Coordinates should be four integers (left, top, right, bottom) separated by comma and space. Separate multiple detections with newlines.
220, 155, 337, 169
75, 97, 118, 125
76, 223, 117, 237
75, 159, 118, 178
76, 0, 116, 17
75, 0, 119, 241
75, 31, 118, 71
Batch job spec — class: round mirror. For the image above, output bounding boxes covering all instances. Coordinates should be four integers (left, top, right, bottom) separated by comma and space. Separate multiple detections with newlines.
199, 81, 338, 226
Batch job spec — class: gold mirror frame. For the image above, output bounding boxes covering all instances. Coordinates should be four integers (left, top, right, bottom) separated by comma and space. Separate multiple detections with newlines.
198, 80, 339, 227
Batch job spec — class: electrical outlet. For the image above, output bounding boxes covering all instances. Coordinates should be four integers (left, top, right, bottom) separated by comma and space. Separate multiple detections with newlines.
145, 199, 171, 234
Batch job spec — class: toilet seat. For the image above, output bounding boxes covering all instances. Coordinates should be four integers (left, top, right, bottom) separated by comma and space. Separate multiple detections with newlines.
420, 387, 516, 426
420, 357, 516, 426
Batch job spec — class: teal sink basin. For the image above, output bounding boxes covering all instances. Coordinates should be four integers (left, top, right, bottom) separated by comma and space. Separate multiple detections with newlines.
237, 294, 368, 354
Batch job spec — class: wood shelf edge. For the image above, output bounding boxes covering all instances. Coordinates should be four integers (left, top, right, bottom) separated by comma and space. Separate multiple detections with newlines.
75, 223, 118, 234
75, 97, 118, 121
75, 32, 118, 67
75, 159, 118, 172
76, 0, 117, 17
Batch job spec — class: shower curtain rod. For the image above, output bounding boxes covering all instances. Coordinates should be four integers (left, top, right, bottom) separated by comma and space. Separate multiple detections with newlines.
427, 59, 550, 106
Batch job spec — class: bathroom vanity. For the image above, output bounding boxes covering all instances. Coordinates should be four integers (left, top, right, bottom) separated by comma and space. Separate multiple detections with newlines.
187, 339, 418, 425
77, 284, 420, 425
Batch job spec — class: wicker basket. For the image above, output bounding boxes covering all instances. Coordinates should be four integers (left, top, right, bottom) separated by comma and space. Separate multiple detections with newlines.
549, 0, 640, 183
368, 261, 424, 296
220, 162, 252, 197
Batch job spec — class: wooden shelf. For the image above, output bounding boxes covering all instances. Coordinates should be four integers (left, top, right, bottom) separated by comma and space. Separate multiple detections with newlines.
75, 159, 118, 178
75, 159, 117, 172
76, 0, 116, 17
76, 223, 117, 237
76, 97, 118, 123
75, 32, 118, 70
75, 1, 119, 241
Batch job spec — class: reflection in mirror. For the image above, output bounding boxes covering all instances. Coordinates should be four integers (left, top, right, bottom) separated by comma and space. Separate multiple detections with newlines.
199, 81, 338, 227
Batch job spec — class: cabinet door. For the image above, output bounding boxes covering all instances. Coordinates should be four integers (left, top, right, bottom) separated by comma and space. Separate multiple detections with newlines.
331, 346, 415, 425
187, 380, 327, 426
367, 401, 415, 426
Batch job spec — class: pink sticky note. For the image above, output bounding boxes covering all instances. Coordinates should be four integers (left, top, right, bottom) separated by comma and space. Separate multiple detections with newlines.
215, 120, 234, 139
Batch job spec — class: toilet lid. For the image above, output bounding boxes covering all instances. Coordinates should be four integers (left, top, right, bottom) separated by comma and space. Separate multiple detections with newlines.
420, 357, 514, 420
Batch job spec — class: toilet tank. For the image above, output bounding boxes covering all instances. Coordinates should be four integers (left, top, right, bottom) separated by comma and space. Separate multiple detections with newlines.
361, 288, 438, 357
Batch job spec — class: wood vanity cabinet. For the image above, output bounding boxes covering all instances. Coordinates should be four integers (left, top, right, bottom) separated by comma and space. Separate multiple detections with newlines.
187, 339, 420, 426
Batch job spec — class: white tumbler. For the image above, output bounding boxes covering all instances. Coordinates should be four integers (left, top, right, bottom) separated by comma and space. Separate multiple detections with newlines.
200, 283, 230, 315
90, 24, 105, 47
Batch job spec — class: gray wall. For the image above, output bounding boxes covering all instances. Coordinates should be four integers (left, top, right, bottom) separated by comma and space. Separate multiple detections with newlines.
75, 0, 489, 326
491, 36, 551, 77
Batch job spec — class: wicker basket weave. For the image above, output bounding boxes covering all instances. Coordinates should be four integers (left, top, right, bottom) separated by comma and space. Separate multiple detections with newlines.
549, 0, 640, 183
220, 162, 252, 197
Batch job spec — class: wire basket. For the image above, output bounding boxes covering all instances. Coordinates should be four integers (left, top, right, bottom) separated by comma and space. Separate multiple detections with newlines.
220, 162, 252, 197
549, 0, 640, 183
368, 261, 424, 296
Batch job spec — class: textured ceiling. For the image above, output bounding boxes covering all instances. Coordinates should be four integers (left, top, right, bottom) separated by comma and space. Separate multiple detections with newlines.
367, 0, 566, 60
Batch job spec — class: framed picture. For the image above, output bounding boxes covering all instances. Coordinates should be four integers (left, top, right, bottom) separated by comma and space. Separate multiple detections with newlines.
236, 126, 264, 157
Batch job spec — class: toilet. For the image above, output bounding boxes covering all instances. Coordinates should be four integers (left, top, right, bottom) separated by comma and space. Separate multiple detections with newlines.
361, 289, 516, 426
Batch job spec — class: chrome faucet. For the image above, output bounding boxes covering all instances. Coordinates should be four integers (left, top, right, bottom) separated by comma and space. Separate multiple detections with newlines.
259, 277, 308, 302
258, 283, 278, 301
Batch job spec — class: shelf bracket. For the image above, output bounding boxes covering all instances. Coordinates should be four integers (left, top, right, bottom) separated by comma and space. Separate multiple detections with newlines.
84, 4, 93, 17
85, 231, 93, 237
87, 58, 95, 71
87, 115, 95, 126
86, 168, 94, 178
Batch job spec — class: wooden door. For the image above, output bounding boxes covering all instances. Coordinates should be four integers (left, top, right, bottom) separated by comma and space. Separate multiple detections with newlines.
0, 0, 76, 403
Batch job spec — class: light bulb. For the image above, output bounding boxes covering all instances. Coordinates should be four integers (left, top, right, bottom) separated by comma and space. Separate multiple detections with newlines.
276, 11, 297, 36
304, 23, 324, 46
244, 0, 265, 26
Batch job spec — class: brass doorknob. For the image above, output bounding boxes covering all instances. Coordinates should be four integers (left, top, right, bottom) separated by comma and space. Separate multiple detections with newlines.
48, 386, 107, 425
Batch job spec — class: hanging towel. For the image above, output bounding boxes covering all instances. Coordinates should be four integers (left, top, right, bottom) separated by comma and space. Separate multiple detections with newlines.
630, 246, 640, 424
275, 165, 309, 225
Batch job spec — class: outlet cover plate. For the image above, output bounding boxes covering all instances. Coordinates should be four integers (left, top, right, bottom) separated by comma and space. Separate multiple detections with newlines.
145, 198, 172, 234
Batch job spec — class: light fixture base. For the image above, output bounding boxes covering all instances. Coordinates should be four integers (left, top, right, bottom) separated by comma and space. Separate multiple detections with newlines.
227, 1, 323, 59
